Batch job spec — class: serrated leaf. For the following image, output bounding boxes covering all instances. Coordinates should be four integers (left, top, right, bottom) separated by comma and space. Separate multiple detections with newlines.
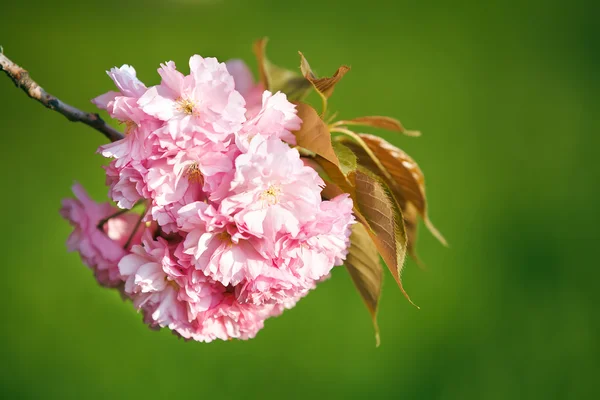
337, 139, 421, 262
293, 103, 340, 166
336, 116, 421, 136
332, 141, 357, 176
358, 134, 447, 247
313, 156, 370, 230
353, 168, 416, 306
253, 38, 312, 101
345, 223, 383, 347
298, 52, 349, 114
299, 52, 350, 98
338, 134, 447, 254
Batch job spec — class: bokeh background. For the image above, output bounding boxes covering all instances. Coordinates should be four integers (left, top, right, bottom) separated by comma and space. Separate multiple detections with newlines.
1, 0, 598, 398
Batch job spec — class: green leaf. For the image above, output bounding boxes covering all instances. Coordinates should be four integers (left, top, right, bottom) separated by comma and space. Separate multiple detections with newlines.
253, 38, 312, 101
352, 167, 417, 307
345, 223, 383, 347
332, 141, 357, 176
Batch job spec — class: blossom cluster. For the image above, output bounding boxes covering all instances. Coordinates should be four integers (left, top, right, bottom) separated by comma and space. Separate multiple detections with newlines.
61, 55, 354, 342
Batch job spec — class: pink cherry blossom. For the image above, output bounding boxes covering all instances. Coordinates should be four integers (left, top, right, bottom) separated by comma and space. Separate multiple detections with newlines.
119, 233, 197, 335
236, 91, 301, 151
104, 161, 148, 210
118, 232, 295, 341
74, 52, 358, 342
191, 294, 280, 342
180, 222, 267, 286
60, 183, 150, 287
138, 57, 246, 142
221, 135, 323, 240
225, 59, 264, 118
92, 65, 154, 164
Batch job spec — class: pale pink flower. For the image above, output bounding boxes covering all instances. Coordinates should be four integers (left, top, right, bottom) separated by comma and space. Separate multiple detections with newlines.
235, 266, 314, 306
60, 183, 149, 287
104, 161, 148, 210
236, 91, 301, 151
148, 145, 233, 206
275, 194, 355, 281
221, 135, 324, 240
118, 232, 292, 341
98, 120, 162, 168
181, 224, 267, 286
300, 193, 355, 265
225, 59, 264, 118
235, 194, 354, 303
138, 57, 246, 142
79, 52, 359, 342
92, 65, 150, 138
92, 65, 146, 110
119, 233, 196, 335
191, 294, 279, 342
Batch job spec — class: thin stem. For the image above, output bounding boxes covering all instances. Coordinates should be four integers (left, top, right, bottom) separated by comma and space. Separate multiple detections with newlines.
331, 128, 381, 166
330, 126, 396, 185
124, 211, 145, 249
97, 208, 129, 230
318, 92, 328, 119
0, 50, 124, 142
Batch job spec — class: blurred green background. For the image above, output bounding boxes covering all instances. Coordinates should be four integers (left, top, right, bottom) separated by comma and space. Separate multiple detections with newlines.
1, 0, 598, 398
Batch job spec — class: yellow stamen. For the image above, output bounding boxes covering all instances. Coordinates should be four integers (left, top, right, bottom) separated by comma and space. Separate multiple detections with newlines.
119, 120, 137, 135
185, 162, 204, 185
218, 231, 232, 247
260, 185, 281, 206
176, 97, 195, 115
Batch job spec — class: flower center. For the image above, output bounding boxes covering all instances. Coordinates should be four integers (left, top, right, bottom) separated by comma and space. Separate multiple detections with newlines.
260, 185, 281, 206
119, 119, 137, 135
217, 231, 232, 246
164, 276, 180, 290
176, 98, 195, 115
185, 162, 204, 185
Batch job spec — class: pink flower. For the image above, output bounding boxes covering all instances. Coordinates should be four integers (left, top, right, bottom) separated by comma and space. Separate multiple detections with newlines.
104, 161, 148, 210
98, 120, 162, 168
141, 143, 236, 232
236, 91, 301, 151
225, 59, 264, 118
273, 194, 355, 281
119, 233, 196, 335
191, 294, 281, 342
180, 222, 267, 287
221, 135, 324, 240
235, 266, 314, 306
60, 183, 149, 287
118, 232, 292, 341
236, 194, 354, 304
92, 65, 152, 157
138, 57, 246, 142
79, 52, 359, 343
301, 193, 355, 266
149, 145, 233, 207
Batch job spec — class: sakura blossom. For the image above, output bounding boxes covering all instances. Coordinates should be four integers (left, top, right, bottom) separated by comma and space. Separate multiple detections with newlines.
60, 183, 153, 288
60, 54, 355, 342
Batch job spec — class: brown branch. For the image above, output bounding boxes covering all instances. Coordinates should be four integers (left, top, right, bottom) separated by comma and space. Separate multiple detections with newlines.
0, 49, 124, 142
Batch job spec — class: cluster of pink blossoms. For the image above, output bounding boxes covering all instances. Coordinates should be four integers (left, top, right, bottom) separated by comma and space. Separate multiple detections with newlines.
61, 55, 355, 342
